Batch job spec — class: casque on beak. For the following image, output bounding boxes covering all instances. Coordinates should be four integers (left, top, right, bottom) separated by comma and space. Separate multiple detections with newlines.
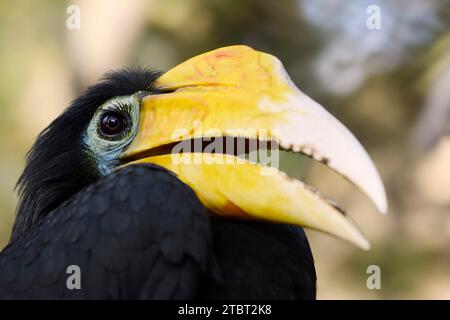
120, 45, 387, 250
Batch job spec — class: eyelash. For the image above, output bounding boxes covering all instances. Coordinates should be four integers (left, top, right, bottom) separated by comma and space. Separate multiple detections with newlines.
110, 100, 132, 114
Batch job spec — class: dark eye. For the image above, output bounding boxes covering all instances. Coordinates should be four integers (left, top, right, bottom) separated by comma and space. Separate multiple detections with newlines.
99, 111, 128, 137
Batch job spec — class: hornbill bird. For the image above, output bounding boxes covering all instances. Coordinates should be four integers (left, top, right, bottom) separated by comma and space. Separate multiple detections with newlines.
0, 46, 387, 299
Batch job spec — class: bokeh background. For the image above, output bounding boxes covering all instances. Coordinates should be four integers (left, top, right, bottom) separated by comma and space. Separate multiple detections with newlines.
1, 0, 450, 299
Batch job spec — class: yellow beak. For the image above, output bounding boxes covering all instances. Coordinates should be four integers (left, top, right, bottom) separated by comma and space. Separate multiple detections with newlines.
121, 45, 387, 250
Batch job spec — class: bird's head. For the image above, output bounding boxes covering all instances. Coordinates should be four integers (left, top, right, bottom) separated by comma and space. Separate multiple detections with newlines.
14, 45, 387, 249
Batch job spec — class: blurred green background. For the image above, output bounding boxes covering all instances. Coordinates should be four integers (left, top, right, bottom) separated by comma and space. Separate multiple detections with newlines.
1, 0, 450, 299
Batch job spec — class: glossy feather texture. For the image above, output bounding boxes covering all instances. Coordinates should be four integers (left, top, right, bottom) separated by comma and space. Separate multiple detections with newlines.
3, 68, 317, 299
1, 165, 316, 299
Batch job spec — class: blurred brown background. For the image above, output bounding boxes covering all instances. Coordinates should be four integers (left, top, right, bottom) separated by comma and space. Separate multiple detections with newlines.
0, 0, 449, 299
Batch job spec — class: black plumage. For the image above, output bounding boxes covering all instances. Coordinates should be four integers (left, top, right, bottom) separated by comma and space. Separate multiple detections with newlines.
1, 165, 215, 299
12, 69, 161, 242
0, 69, 316, 299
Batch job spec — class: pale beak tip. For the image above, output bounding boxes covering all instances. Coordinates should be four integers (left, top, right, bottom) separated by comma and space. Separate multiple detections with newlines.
350, 230, 372, 251
372, 175, 388, 215
361, 240, 372, 251
378, 200, 388, 215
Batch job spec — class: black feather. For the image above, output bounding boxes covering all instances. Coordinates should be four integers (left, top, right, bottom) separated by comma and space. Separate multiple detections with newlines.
5, 67, 317, 300
1, 165, 214, 299
12, 68, 161, 243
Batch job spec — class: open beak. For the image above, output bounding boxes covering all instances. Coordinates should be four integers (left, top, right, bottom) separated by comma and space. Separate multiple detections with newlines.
120, 45, 387, 250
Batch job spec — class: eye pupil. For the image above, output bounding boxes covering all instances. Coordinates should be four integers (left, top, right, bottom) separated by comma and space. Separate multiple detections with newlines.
100, 112, 127, 136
